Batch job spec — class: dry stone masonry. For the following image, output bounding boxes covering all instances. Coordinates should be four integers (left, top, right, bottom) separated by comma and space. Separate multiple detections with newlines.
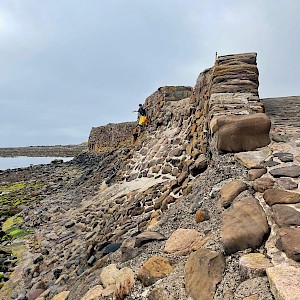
2, 53, 300, 300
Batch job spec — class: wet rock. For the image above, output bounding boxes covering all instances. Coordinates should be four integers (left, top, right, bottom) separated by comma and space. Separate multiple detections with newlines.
137, 256, 174, 287
239, 253, 273, 279
252, 177, 274, 192
184, 248, 225, 300
263, 189, 300, 206
219, 179, 248, 207
276, 227, 300, 261
164, 228, 202, 256
269, 165, 300, 178
272, 204, 300, 227
248, 168, 267, 181
267, 266, 300, 300
221, 197, 269, 254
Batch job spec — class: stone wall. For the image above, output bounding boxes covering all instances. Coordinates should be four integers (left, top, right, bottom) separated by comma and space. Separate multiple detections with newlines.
88, 122, 136, 152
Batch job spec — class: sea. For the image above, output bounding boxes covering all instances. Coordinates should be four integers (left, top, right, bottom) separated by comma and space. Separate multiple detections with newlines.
0, 157, 73, 171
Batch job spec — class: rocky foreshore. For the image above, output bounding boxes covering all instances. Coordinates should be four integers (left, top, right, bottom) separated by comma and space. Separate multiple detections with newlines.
0, 144, 88, 158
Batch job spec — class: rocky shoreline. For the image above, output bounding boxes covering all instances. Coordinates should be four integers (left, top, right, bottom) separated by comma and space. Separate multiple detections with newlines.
0, 145, 88, 158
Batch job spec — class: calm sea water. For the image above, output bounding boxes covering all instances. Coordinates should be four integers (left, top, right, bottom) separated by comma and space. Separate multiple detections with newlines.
0, 157, 73, 171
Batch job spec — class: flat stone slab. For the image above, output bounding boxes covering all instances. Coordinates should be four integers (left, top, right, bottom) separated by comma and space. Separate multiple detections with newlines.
275, 178, 298, 190
267, 266, 300, 300
273, 152, 294, 162
276, 227, 300, 261
269, 165, 300, 178
234, 148, 271, 169
272, 204, 300, 227
263, 189, 300, 206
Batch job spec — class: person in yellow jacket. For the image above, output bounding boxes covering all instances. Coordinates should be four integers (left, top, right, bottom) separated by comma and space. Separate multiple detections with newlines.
133, 104, 147, 127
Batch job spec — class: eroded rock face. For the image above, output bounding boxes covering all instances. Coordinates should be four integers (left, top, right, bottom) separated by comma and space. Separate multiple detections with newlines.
211, 113, 271, 152
184, 248, 225, 300
221, 197, 270, 254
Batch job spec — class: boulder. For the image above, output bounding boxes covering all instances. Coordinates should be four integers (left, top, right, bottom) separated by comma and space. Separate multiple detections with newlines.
276, 227, 300, 261
234, 148, 271, 169
248, 168, 267, 181
115, 267, 135, 300
263, 189, 300, 206
189, 155, 208, 176
275, 178, 298, 190
137, 256, 174, 286
219, 179, 248, 207
252, 177, 274, 192
269, 165, 300, 178
184, 248, 225, 300
134, 231, 166, 247
100, 264, 119, 288
164, 228, 202, 256
210, 113, 271, 152
221, 197, 269, 254
267, 266, 300, 300
272, 204, 300, 227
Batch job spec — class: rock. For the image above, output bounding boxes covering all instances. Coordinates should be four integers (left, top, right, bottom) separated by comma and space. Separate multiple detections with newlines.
164, 228, 202, 256
189, 155, 208, 176
275, 178, 298, 190
120, 238, 140, 262
137, 256, 174, 287
248, 168, 267, 181
276, 227, 300, 261
64, 220, 75, 228
211, 113, 271, 152
115, 267, 135, 300
80, 285, 103, 300
267, 266, 300, 300
243, 296, 259, 300
169, 148, 183, 157
239, 253, 273, 279
219, 179, 248, 207
234, 148, 271, 169
272, 204, 300, 227
148, 288, 175, 300
28, 289, 45, 300
273, 152, 294, 162
177, 171, 188, 185
221, 197, 269, 254
184, 248, 225, 300
102, 242, 122, 255
263, 160, 280, 167
252, 177, 274, 192
134, 231, 166, 247
195, 209, 210, 223
269, 165, 300, 178
100, 264, 119, 288
51, 291, 70, 300
263, 189, 300, 206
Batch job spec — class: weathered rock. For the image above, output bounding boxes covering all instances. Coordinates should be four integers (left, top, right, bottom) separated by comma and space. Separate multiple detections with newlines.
272, 204, 300, 227
28, 289, 45, 300
164, 228, 202, 256
115, 267, 135, 300
51, 291, 70, 300
100, 264, 119, 288
137, 256, 174, 286
134, 231, 166, 247
252, 177, 274, 192
269, 165, 300, 178
221, 197, 269, 254
263, 189, 300, 206
219, 179, 248, 207
235, 148, 271, 169
189, 155, 208, 176
184, 248, 225, 300
211, 113, 271, 152
248, 168, 267, 181
80, 285, 103, 300
148, 288, 175, 300
275, 178, 298, 190
273, 152, 294, 162
276, 227, 300, 261
195, 209, 210, 223
239, 253, 273, 279
267, 265, 300, 300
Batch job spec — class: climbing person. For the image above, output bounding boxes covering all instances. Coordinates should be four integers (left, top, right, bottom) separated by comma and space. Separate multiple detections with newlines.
133, 104, 147, 127
132, 125, 139, 142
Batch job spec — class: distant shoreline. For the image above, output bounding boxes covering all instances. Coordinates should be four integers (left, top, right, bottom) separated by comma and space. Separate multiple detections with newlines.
0, 144, 88, 158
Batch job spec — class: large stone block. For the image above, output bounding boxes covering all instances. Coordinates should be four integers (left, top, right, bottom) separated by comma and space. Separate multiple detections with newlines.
221, 197, 270, 254
210, 113, 271, 152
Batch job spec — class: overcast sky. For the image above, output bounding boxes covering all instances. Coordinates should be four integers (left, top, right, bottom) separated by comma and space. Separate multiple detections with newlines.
0, 0, 299, 147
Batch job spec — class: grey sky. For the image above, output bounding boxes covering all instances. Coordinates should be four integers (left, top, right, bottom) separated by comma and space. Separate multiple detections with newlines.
0, 0, 299, 147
